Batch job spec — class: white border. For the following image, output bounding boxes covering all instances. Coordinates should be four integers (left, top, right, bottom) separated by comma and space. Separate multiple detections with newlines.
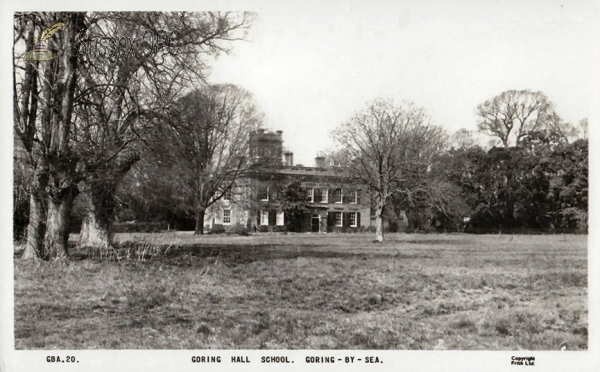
1, 1, 599, 372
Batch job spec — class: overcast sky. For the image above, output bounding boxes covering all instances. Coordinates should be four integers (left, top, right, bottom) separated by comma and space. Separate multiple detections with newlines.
209, 0, 599, 166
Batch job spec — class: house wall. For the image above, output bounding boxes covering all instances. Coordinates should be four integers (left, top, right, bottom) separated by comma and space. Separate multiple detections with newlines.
203, 198, 249, 229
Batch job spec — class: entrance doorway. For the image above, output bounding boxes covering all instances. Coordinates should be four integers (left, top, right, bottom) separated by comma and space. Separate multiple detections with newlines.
311, 214, 320, 232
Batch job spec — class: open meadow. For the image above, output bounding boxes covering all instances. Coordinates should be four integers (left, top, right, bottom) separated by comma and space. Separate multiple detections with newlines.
14, 233, 587, 350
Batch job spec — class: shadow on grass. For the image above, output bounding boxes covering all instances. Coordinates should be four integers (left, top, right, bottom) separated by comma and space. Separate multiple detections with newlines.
403, 239, 469, 245
68, 242, 434, 266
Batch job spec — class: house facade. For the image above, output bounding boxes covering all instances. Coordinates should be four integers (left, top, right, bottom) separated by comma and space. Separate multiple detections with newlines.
204, 129, 372, 232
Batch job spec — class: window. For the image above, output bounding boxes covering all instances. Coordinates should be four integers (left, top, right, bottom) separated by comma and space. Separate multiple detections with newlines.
274, 188, 282, 201
223, 209, 231, 225
334, 212, 343, 227
349, 190, 358, 204
314, 188, 322, 203
334, 188, 342, 203
320, 188, 328, 203
223, 190, 232, 201
306, 188, 314, 203
276, 212, 284, 226
260, 210, 269, 225
349, 212, 357, 227
258, 185, 269, 201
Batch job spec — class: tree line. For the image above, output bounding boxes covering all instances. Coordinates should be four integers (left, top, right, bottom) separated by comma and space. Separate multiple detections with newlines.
330, 91, 587, 241
102, 90, 588, 243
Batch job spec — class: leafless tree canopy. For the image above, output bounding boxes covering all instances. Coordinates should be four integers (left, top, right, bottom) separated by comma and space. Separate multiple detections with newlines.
332, 98, 447, 241
476, 89, 552, 147
450, 128, 477, 150
13, 11, 256, 258
148, 84, 263, 234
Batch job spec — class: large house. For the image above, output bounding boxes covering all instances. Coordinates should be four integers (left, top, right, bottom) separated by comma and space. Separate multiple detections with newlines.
203, 129, 372, 232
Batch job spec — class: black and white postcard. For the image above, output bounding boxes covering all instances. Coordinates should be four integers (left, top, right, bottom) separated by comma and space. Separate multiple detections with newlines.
2, 0, 598, 371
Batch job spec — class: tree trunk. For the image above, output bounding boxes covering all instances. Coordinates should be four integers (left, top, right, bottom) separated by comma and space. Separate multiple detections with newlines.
43, 191, 76, 260
375, 213, 384, 242
374, 199, 385, 242
78, 154, 140, 249
78, 194, 112, 250
22, 161, 48, 260
38, 13, 84, 260
77, 182, 115, 250
194, 207, 205, 235
22, 193, 45, 260
16, 18, 43, 260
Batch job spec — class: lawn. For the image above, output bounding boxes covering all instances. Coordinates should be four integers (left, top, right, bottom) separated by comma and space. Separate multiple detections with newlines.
13, 232, 587, 350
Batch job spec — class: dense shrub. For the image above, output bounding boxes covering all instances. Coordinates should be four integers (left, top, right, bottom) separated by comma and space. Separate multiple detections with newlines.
329, 226, 363, 233
228, 224, 250, 236
208, 224, 226, 234
254, 225, 288, 233
113, 221, 167, 233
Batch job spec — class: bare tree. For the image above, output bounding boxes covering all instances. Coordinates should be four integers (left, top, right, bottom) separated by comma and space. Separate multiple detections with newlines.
72, 12, 255, 250
13, 13, 45, 259
332, 98, 446, 242
476, 90, 552, 147
12, 12, 87, 260
545, 111, 579, 144
13, 12, 255, 259
148, 84, 262, 234
450, 128, 478, 149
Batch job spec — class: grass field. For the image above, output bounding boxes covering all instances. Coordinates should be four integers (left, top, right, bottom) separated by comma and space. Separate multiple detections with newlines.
14, 233, 587, 350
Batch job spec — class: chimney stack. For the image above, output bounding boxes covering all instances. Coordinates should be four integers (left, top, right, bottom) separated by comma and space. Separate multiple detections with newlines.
315, 156, 326, 168
284, 151, 294, 166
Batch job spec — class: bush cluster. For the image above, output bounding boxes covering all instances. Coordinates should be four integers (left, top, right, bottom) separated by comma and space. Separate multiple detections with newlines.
113, 222, 167, 233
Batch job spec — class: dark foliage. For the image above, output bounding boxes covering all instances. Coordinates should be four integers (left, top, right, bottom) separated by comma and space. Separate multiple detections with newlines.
433, 137, 588, 233
113, 222, 168, 233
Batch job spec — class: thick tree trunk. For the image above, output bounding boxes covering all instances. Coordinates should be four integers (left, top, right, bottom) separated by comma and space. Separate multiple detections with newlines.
43, 191, 76, 260
22, 161, 48, 260
78, 185, 114, 250
16, 19, 43, 260
78, 198, 112, 250
22, 193, 45, 260
38, 13, 84, 260
194, 207, 206, 235
78, 154, 140, 249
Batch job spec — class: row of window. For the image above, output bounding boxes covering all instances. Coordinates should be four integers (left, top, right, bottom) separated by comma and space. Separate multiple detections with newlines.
259, 211, 285, 226
331, 211, 358, 227
222, 210, 285, 226
222, 210, 359, 227
222, 209, 285, 225
223, 187, 359, 204
306, 188, 358, 204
